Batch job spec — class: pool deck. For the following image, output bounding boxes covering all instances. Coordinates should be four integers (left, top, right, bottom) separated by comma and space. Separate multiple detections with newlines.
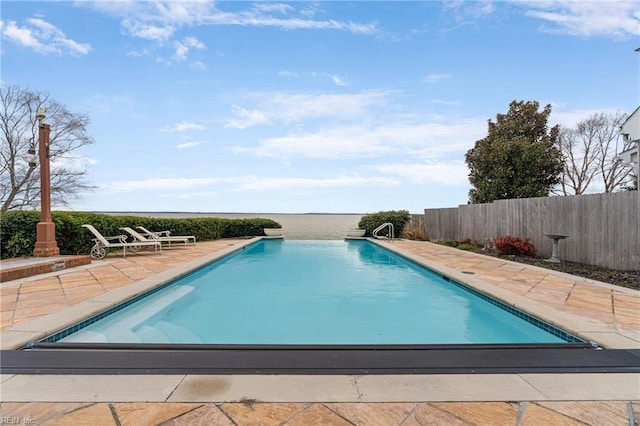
1, 238, 639, 425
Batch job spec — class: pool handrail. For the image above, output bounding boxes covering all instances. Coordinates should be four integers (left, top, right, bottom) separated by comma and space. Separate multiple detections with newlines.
373, 222, 394, 241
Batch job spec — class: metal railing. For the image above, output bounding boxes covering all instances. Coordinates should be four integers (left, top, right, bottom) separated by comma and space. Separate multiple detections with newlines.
373, 222, 394, 241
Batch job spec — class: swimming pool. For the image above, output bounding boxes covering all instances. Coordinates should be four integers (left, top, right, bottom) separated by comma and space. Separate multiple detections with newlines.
46, 239, 582, 345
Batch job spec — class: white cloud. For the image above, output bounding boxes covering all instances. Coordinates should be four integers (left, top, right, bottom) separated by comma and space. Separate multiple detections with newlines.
233, 175, 397, 191
102, 177, 221, 193
190, 61, 208, 71
236, 126, 389, 158
177, 141, 207, 150
80, 1, 211, 63
278, 70, 300, 78
442, 1, 639, 39
99, 174, 397, 194
51, 154, 97, 170
224, 106, 271, 129
520, 1, 640, 38
123, 21, 176, 41
1, 18, 91, 55
371, 161, 470, 186
278, 91, 392, 121
72, 1, 382, 65
443, 1, 495, 22
1, 20, 42, 50
83, 93, 138, 114
160, 121, 205, 132
251, 3, 296, 15
159, 191, 219, 199
235, 118, 486, 160
154, 1, 214, 24
224, 90, 394, 129
278, 71, 349, 87
423, 73, 452, 83
205, 12, 379, 35
173, 36, 205, 61
550, 106, 626, 128
95, 1, 216, 35
330, 74, 348, 87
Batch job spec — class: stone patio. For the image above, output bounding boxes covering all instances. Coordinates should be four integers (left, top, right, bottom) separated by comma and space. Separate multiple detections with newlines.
1, 239, 638, 425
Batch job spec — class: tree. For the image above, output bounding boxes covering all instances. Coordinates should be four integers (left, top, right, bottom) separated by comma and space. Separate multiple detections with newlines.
556, 112, 631, 195
622, 174, 638, 191
1, 85, 95, 212
594, 112, 633, 192
465, 100, 563, 204
555, 126, 599, 195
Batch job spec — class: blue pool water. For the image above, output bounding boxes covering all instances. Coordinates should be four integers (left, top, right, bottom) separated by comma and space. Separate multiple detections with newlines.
57, 240, 577, 345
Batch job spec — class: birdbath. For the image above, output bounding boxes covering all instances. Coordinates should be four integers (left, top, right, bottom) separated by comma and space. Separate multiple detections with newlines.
544, 234, 569, 263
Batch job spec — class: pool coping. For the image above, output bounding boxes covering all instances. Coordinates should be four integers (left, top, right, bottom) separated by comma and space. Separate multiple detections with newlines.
2, 372, 639, 403
1, 237, 638, 352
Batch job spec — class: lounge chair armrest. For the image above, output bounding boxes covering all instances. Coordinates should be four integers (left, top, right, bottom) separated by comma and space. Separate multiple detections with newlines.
104, 234, 128, 243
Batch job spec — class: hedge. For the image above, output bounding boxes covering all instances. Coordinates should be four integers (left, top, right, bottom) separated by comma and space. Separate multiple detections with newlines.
0, 211, 280, 259
357, 210, 412, 238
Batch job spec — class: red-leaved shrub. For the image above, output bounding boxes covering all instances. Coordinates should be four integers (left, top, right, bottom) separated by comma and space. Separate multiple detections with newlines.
494, 236, 537, 257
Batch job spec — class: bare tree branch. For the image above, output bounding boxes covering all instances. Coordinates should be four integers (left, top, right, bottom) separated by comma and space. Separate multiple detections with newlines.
1, 85, 96, 212
555, 112, 631, 195
595, 112, 631, 192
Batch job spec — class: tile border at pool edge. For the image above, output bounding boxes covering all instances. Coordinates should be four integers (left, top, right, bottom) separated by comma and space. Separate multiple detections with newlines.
0, 238, 261, 350
370, 239, 640, 350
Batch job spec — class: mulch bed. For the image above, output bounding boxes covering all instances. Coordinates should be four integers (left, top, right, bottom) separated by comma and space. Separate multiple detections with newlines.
478, 249, 639, 290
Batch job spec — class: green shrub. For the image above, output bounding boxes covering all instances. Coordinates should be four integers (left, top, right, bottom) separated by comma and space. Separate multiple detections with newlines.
457, 243, 475, 251
220, 218, 280, 238
0, 211, 281, 259
0, 211, 40, 256
443, 240, 458, 247
4, 230, 34, 258
357, 210, 411, 238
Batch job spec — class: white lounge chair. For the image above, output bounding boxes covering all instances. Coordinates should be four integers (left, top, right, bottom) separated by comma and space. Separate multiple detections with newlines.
120, 226, 191, 249
82, 224, 162, 260
135, 226, 196, 246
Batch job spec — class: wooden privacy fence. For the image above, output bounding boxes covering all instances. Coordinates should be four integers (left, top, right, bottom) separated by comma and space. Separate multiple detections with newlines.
414, 192, 639, 271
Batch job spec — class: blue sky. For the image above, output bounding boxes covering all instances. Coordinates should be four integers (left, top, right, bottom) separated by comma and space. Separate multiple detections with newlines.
2, 1, 639, 214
